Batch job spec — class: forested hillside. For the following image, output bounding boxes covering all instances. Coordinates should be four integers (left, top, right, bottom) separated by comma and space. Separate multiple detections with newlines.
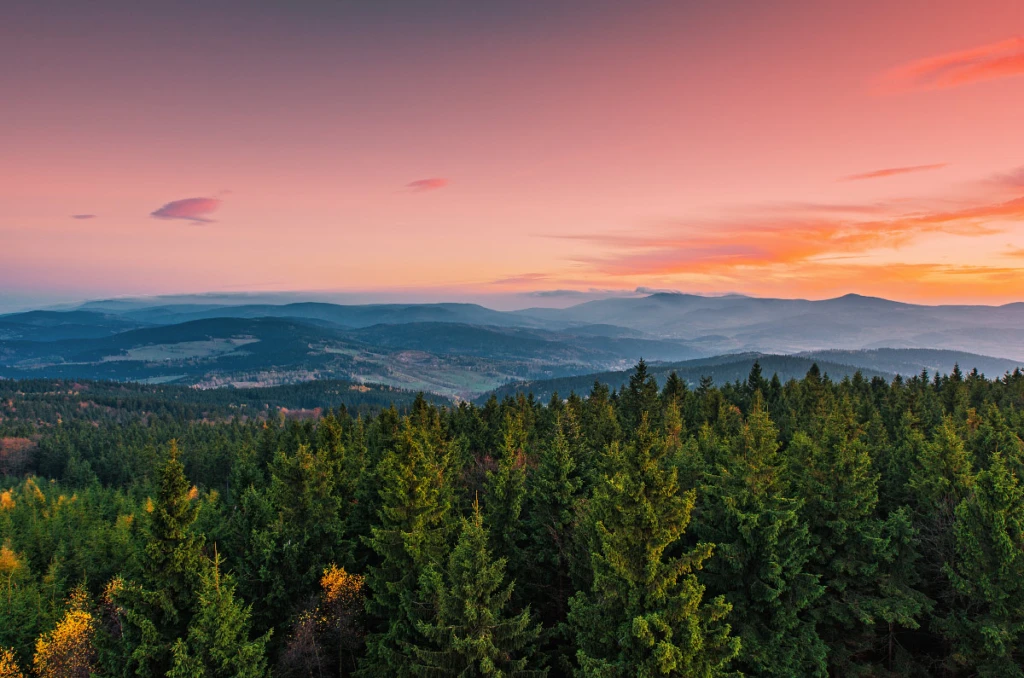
2, 360, 1023, 676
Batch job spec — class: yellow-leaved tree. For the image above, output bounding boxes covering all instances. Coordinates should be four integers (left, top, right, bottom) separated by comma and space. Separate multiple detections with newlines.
33, 587, 96, 678
0, 647, 25, 678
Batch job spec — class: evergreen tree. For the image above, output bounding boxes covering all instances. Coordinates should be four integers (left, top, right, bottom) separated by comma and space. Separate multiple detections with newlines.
569, 416, 739, 677
524, 408, 587, 669
413, 503, 545, 677
168, 550, 270, 678
619, 359, 661, 436
696, 396, 827, 677
484, 412, 530, 584
120, 440, 206, 677
940, 452, 1024, 676
789, 404, 928, 674
359, 419, 453, 677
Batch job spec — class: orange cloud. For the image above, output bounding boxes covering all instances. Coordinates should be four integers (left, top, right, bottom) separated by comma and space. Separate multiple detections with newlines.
878, 36, 1024, 93
558, 191, 1024, 279
840, 164, 947, 181
406, 178, 449, 192
150, 197, 221, 224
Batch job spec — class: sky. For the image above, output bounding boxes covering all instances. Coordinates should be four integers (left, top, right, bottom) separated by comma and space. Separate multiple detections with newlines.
2, 0, 1023, 312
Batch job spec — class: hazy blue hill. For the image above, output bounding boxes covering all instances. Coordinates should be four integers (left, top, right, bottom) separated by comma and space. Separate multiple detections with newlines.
115, 301, 545, 329
516, 293, 1024, 359
0, 310, 146, 341
343, 322, 698, 362
0, 317, 359, 384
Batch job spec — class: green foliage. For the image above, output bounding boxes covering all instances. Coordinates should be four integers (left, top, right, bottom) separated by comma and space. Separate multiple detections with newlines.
413, 503, 544, 676
359, 418, 453, 677
696, 397, 827, 677
569, 417, 739, 677
940, 452, 1024, 675
3, 362, 1024, 676
168, 551, 270, 678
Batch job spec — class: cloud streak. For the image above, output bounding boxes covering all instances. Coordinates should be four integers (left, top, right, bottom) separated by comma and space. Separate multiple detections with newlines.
150, 197, 222, 224
555, 189, 1024, 280
840, 164, 947, 182
878, 37, 1024, 93
406, 178, 449, 192
70, 214, 96, 220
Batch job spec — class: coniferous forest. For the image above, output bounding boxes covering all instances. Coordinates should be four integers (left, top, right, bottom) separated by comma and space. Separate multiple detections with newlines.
2, 361, 1023, 677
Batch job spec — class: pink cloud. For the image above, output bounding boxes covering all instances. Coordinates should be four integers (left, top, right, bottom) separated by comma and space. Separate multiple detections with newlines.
406, 178, 449, 192
71, 214, 97, 220
840, 163, 947, 182
878, 37, 1024, 93
150, 197, 222, 224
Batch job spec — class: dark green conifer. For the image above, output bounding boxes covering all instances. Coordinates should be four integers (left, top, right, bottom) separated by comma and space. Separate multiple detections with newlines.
569, 416, 739, 677
696, 396, 827, 677
413, 503, 545, 677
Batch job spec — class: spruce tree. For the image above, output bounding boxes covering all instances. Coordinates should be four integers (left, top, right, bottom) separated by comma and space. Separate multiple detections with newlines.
359, 419, 453, 677
484, 411, 530, 585
789, 404, 928, 674
524, 408, 587, 669
569, 416, 739, 677
120, 440, 206, 677
940, 452, 1024, 676
167, 550, 270, 678
696, 396, 827, 677
619, 359, 661, 436
413, 503, 545, 677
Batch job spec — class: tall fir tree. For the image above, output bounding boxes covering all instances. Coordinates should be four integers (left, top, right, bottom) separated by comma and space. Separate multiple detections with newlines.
569, 416, 739, 677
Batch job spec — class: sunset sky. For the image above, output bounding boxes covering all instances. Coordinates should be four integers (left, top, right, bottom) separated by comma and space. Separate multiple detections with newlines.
2, 0, 1023, 311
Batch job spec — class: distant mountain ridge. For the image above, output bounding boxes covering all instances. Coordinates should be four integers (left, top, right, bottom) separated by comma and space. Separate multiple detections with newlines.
1, 292, 1021, 397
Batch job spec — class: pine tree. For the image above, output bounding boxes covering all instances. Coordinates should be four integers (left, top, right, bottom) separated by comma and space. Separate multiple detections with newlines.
167, 550, 271, 678
696, 396, 827, 677
359, 419, 453, 677
413, 503, 545, 677
569, 416, 739, 677
940, 452, 1024, 676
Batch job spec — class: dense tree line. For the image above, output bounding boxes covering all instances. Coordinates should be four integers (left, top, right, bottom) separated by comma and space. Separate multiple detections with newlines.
2, 360, 1023, 676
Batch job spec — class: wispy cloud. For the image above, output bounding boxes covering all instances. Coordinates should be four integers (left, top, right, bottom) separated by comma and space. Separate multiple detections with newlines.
840, 163, 947, 182
491, 273, 550, 286
877, 36, 1024, 93
555, 183, 1024, 280
406, 178, 449, 192
70, 214, 97, 220
150, 197, 222, 224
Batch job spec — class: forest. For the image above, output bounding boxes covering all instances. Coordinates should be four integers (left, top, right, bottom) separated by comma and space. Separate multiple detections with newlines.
1, 360, 1023, 677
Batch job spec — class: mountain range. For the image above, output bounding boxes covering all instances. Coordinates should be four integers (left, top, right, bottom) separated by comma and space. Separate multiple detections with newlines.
1, 292, 1020, 399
